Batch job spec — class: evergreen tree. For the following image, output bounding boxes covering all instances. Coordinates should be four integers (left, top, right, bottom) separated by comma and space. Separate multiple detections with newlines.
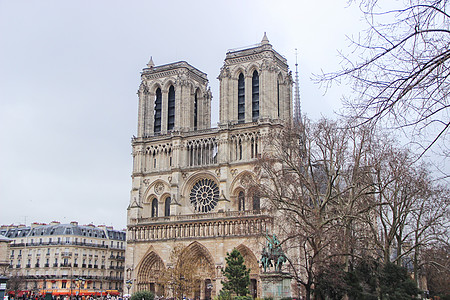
130, 290, 154, 300
221, 249, 250, 296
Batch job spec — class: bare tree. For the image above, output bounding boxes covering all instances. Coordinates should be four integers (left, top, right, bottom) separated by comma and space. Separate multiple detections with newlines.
255, 119, 376, 300
256, 118, 449, 299
160, 245, 202, 300
368, 142, 449, 266
317, 0, 450, 161
6, 272, 25, 298
421, 244, 450, 298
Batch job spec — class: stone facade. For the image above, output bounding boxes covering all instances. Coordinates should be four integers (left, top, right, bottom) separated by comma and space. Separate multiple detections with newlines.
125, 34, 293, 299
0, 222, 125, 297
0, 235, 11, 276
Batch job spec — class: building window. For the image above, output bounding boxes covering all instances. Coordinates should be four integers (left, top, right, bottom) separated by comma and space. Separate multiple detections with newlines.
151, 198, 158, 218
238, 138, 243, 160
154, 88, 162, 134
194, 89, 198, 130
253, 195, 260, 211
251, 136, 258, 159
277, 78, 280, 118
190, 178, 220, 213
238, 191, 245, 211
238, 73, 245, 123
252, 70, 259, 121
167, 85, 175, 131
164, 197, 171, 217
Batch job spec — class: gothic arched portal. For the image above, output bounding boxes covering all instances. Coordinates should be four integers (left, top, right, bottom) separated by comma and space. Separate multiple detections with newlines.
136, 251, 165, 295
177, 242, 216, 300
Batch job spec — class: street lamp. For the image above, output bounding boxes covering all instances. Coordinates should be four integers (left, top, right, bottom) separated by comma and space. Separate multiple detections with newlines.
125, 280, 132, 296
76, 277, 85, 300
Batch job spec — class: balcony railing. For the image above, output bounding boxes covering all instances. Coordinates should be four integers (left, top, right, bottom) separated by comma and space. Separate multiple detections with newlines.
10, 241, 110, 249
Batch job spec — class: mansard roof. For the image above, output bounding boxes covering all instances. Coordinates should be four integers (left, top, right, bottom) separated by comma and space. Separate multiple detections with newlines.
0, 223, 125, 240
0, 234, 12, 242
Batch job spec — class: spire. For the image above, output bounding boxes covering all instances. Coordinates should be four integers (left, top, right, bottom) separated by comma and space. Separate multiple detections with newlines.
147, 56, 154, 68
294, 48, 302, 125
261, 32, 270, 45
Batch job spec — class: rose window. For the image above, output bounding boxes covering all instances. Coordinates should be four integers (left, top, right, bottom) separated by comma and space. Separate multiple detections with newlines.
190, 178, 219, 213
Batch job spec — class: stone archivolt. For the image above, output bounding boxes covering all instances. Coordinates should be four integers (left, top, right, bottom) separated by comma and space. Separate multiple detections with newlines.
135, 242, 259, 296
137, 251, 165, 291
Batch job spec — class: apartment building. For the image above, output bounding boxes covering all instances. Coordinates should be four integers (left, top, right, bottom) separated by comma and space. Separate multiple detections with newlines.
0, 221, 125, 298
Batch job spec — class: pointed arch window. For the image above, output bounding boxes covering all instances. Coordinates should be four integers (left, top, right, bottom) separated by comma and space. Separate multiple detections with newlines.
252, 70, 259, 121
168, 85, 175, 131
277, 78, 280, 118
238, 191, 245, 211
164, 197, 171, 217
151, 198, 158, 218
238, 73, 245, 123
194, 89, 199, 130
154, 88, 162, 134
253, 195, 260, 211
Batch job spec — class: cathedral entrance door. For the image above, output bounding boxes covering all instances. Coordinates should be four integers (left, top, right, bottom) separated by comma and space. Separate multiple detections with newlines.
194, 279, 201, 300
204, 279, 212, 300
250, 279, 257, 299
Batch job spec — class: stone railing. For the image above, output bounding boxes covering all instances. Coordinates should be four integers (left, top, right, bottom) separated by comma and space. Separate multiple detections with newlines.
128, 210, 272, 242
129, 209, 268, 224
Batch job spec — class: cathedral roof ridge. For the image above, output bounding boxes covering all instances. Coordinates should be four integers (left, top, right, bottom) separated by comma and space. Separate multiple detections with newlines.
142, 60, 207, 79
225, 37, 287, 65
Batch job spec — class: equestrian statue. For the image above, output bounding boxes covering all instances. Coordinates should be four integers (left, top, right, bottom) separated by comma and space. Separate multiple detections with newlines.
261, 232, 287, 273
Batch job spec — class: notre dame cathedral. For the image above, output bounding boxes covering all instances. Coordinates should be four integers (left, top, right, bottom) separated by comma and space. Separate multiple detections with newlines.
125, 34, 294, 300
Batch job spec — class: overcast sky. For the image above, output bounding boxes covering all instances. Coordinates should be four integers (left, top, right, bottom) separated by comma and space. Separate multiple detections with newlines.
0, 0, 365, 230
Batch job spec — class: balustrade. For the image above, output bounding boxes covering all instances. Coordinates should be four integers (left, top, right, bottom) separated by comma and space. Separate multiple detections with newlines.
128, 213, 271, 242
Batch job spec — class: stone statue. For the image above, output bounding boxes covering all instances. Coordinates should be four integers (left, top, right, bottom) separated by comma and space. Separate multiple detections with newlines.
261, 232, 287, 272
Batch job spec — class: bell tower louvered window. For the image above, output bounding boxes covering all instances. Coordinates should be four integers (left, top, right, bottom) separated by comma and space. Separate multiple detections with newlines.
277, 79, 280, 118
167, 85, 175, 131
154, 88, 162, 134
252, 70, 259, 121
238, 73, 245, 123
194, 89, 198, 130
